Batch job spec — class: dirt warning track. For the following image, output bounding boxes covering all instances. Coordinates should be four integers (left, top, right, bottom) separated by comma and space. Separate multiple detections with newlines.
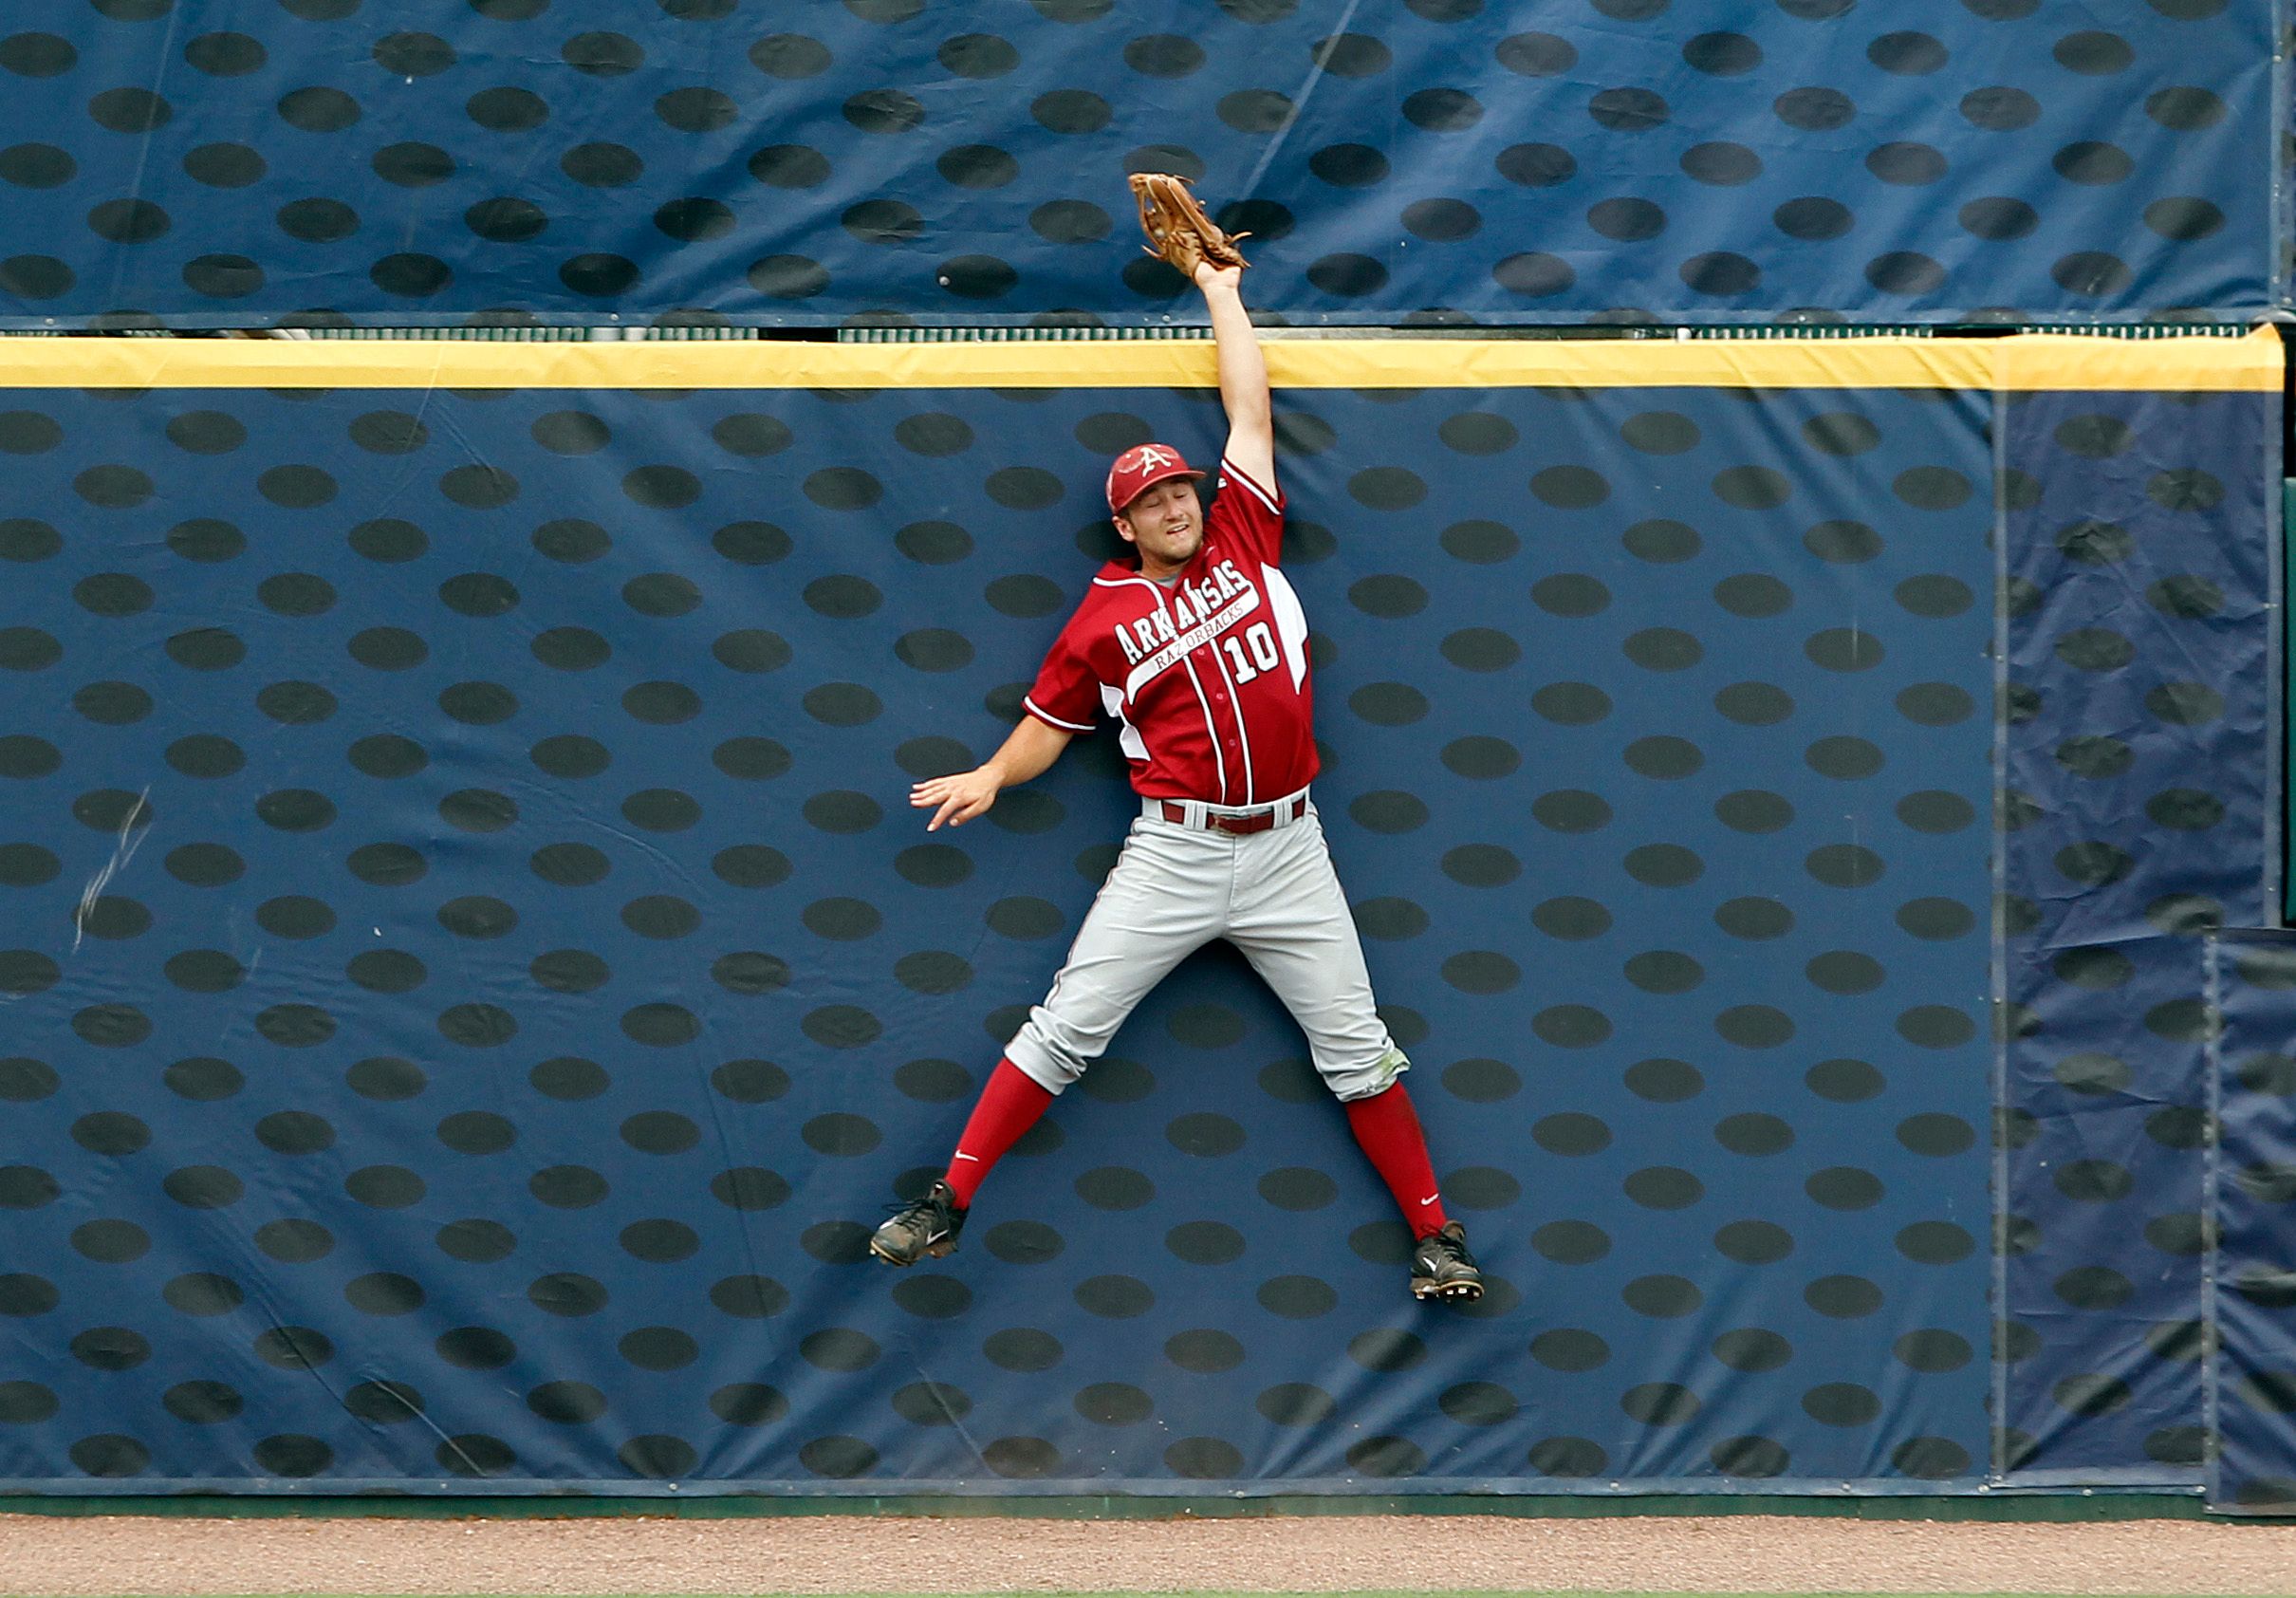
4, 1511, 2296, 1596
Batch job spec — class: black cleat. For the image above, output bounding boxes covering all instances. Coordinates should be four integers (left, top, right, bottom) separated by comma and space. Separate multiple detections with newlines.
1411, 1219, 1483, 1304
870, 1179, 967, 1267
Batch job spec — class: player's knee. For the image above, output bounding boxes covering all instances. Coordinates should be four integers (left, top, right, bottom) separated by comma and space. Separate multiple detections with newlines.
1006, 1022, 1089, 1095
1324, 1043, 1410, 1103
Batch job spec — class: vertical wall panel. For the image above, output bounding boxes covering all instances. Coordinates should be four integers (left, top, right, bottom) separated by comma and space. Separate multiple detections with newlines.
1996, 386, 2274, 1483
2210, 930, 2296, 1514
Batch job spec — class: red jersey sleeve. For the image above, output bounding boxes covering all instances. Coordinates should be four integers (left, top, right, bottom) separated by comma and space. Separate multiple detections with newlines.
1022, 622, 1102, 734
1205, 455, 1285, 567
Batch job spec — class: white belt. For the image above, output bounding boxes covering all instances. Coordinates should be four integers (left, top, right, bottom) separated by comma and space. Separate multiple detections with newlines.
1144, 788, 1310, 835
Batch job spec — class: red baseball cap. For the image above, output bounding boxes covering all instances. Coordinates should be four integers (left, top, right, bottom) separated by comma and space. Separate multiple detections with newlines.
1105, 442, 1205, 512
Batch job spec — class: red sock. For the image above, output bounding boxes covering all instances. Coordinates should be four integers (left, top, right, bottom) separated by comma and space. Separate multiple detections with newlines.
1344, 1082, 1450, 1238
941, 1058, 1054, 1208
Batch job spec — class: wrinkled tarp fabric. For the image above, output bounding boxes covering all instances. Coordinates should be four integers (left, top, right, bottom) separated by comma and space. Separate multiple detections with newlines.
2209, 929, 2296, 1514
1996, 385, 2274, 1485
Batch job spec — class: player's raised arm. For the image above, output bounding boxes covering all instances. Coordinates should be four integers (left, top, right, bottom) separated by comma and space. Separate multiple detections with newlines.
1196, 261, 1274, 492
909, 714, 1073, 831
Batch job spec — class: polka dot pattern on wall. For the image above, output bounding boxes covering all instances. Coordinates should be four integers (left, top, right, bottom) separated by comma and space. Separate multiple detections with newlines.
1993, 388, 2272, 1485
0, 5, 2269, 325
0, 370, 2268, 1492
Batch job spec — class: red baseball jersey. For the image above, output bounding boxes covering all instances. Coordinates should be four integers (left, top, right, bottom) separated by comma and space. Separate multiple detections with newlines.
1023, 455, 1315, 807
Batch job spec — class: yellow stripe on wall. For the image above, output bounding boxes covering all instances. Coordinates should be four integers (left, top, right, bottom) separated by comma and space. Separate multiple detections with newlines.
0, 326, 2275, 392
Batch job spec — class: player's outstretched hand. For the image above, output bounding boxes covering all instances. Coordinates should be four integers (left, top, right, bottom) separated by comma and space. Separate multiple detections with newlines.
911, 767, 1001, 831
1194, 260, 1242, 293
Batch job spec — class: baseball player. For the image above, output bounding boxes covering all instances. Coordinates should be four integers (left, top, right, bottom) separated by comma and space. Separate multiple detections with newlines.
869, 254, 1481, 1305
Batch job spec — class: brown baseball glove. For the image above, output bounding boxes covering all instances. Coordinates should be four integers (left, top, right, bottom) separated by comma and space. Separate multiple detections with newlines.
1128, 173, 1250, 277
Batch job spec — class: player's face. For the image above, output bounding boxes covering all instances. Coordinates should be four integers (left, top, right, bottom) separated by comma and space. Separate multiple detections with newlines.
1115, 478, 1202, 575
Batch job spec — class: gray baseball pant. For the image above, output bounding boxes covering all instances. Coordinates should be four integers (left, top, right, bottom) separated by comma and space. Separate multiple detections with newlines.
1002, 797, 1409, 1103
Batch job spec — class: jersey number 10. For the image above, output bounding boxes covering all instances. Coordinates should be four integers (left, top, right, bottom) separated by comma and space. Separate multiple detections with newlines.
1218, 621, 1282, 684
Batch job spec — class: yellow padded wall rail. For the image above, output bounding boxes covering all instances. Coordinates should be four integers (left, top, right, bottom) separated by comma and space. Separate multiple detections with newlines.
0, 326, 2275, 391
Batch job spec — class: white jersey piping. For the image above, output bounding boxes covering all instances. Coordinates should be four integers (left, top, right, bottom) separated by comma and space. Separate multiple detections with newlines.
1199, 592, 1255, 805
1021, 695, 1095, 734
1152, 583, 1229, 802
1220, 455, 1281, 517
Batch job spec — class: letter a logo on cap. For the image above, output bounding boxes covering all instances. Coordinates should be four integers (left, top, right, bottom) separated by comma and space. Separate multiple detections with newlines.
1106, 441, 1205, 511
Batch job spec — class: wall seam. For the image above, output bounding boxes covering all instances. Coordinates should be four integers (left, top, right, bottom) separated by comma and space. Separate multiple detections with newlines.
1988, 380, 2014, 1488
2200, 932, 2225, 1508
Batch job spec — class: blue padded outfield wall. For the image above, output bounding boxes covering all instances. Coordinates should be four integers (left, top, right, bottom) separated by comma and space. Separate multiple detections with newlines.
1997, 384, 2278, 1488
0, 331, 2279, 1496
2211, 930, 2296, 1514
0, 1, 2279, 327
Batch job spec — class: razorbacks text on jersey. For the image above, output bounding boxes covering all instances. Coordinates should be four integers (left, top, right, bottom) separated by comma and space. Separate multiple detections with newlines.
1022, 457, 1313, 807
